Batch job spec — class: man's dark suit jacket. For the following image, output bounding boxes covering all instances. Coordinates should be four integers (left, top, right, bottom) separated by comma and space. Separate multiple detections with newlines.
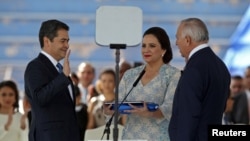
24, 53, 81, 141
169, 47, 230, 141
231, 92, 249, 124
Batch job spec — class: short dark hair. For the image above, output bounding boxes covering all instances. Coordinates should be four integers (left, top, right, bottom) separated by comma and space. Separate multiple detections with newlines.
143, 27, 173, 64
39, 19, 69, 48
231, 75, 243, 80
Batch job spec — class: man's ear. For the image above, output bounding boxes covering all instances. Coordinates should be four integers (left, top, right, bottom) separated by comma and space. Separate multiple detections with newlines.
185, 35, 192, 46
43, 36, 50, 47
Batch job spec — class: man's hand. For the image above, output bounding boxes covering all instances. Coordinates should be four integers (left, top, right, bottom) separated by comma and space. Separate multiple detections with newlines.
63, 49, 71, 76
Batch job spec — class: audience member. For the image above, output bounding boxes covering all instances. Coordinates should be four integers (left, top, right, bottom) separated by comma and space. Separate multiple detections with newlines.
0, 80, 28, 141
223, 75, 244, 124
70, 72, 79, 85
86, 84, 100, 104
88, 68, 118, 129
86, 80, 101, 129
24, 19, 81, 141
95, 79, 103, 94
77, 62, 96, 105
74, 85, 88, 141
230, 75, 244, 97
104, 26, 181, 140
168, 18, 230, 141
222, 90, 234, 125
231, 66, 250, 124
119, 61, 132, 81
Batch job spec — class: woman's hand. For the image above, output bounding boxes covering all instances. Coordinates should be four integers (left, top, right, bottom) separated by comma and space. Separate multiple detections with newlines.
20, 112, 28, 130
4, 107, 13, 131
102, 103, 114, 116
124, 101, 153, 117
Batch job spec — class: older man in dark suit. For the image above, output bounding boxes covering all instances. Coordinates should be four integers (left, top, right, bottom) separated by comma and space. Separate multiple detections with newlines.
169, 18, 231, 141
24, 19, 81, 141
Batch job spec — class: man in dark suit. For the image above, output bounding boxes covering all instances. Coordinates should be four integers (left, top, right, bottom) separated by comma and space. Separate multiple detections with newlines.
168, 18, 231, 141
24, 19, 81, 141
231, 66, 250, 124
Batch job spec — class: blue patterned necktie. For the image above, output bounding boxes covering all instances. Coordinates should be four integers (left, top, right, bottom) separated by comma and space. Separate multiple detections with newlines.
56, 63, 63, 73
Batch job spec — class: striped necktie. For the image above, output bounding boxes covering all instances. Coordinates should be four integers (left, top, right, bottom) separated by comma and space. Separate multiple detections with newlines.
56, 63, 63, 73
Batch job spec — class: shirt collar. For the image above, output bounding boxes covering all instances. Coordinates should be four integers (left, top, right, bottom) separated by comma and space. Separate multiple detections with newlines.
41, 50, 59, 68
188, 43, 209, 60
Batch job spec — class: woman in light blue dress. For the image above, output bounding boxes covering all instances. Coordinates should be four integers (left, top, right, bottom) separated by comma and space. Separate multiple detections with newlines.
119, 64, 180, 141
104, 27, 180, 141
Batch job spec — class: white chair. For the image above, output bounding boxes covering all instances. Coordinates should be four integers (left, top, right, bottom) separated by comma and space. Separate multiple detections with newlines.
85, 124, 124, 141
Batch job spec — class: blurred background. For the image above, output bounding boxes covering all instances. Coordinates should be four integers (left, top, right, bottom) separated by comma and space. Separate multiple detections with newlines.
0, 0, 250, 96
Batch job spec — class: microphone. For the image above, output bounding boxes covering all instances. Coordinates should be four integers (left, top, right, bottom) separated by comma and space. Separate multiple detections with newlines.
101, 68, 145, 140
132, 69, 145, 87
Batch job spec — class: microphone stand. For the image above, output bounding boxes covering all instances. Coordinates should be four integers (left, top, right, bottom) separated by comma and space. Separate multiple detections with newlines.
101, 67, 145, 140
104, 44, 126, 141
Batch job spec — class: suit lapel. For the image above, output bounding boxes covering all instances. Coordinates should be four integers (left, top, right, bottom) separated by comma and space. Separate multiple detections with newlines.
38, 53, 58, 75
39, 53, 76, 106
